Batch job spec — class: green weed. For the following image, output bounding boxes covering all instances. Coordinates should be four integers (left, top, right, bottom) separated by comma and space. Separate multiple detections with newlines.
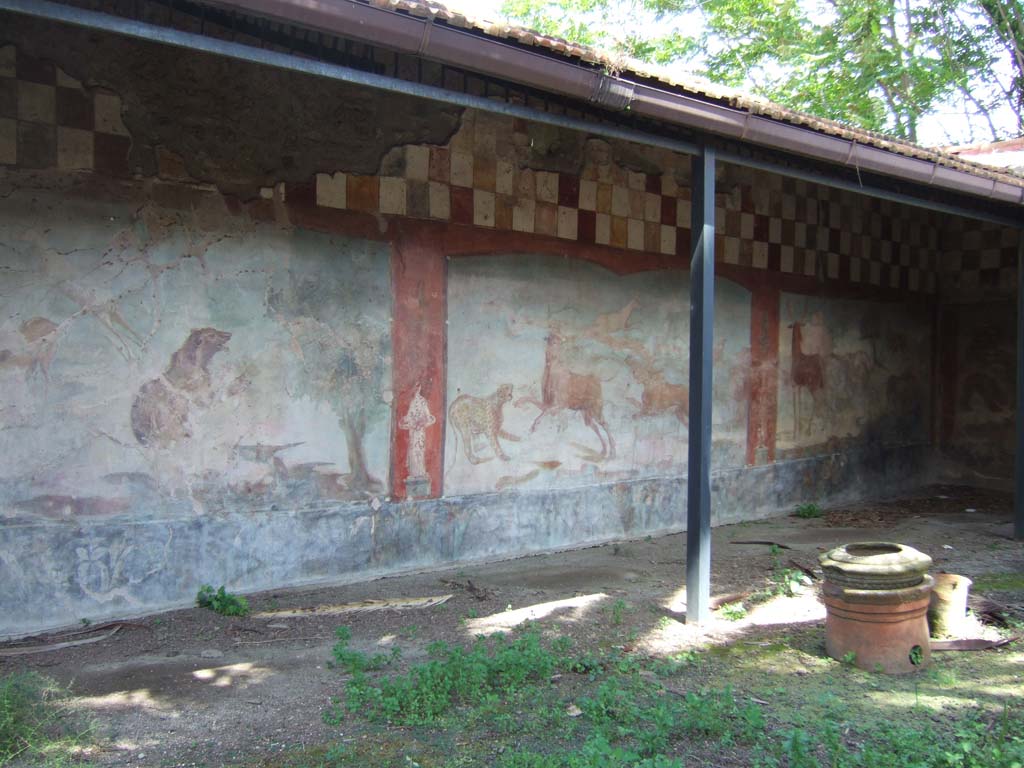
196, 584, 250, 617
909, 645, 925, 666
753, 545, 806, 599
330, 627, 401, 674
332, 629, 558, 725
794, 502, 823, 519
0, 673, 90, 766
609, 599, 628, 626
718, 601, 748, 621
755, 707, 1024, 768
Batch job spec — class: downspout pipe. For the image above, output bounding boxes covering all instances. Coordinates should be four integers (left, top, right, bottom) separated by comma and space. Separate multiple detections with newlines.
202, 0, 1024, 212
2, 0, 1022, 228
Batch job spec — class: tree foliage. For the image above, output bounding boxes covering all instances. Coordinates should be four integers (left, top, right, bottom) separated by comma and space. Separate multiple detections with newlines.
500, 0, 1024, 144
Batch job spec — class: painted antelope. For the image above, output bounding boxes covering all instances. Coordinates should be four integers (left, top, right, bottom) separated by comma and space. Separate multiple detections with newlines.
516, 332, 615, 460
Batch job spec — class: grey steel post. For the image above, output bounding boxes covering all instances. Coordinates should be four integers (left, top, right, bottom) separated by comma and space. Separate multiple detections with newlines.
686, 147, 716, 622
1016, 233, 1024, 540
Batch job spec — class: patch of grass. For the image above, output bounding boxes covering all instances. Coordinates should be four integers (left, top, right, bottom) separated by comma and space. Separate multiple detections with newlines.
0, 672, 90, 766
330, 627, 401, 674
286, 616, 1024, 768
323, 628, 765, 767
793, 502, 823, 519
329, 628, 559, 725
756, 708, 1024, 768
648, 651, 699, 677
196, 584, 250, 617
972, 573, 1024, 592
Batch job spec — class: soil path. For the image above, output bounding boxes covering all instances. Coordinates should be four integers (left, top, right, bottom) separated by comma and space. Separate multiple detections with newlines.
3, 485, 1020, 766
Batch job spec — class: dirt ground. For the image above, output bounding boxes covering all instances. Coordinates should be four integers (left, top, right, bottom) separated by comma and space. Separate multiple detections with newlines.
3, 484, 1022, 767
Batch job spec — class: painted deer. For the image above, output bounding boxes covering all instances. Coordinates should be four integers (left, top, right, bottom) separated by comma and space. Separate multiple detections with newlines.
789, 321, 825, 437
516, 332, 615, 460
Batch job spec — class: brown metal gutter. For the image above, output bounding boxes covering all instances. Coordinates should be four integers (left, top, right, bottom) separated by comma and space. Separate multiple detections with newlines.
208, 0, 1024, 209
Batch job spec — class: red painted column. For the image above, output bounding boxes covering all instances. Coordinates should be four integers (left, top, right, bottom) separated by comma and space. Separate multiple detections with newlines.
747, 284, 780, 465
391, 234, 447, 500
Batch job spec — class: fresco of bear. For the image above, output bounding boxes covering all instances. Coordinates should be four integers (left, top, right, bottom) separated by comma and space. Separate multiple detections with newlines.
0, 191, 392, 522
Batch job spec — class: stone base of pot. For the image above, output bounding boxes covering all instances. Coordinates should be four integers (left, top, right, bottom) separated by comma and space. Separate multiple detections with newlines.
928, 573, 972, 638
822, 575, 933, 674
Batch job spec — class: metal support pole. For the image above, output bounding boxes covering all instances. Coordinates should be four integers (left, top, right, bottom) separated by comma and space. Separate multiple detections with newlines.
686, 147, 716, 623
1015, 233, 1024, 540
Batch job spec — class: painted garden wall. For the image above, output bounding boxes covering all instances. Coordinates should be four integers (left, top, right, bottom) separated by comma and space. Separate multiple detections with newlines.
0, 19, 958, 635
445, 257, 750, 495
777, 295, 931, 457
0, 190, 393, 519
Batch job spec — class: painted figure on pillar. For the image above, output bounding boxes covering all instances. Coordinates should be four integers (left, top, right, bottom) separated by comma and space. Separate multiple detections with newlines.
400, 386, 436, 497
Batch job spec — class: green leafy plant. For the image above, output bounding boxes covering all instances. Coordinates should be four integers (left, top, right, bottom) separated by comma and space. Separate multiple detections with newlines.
794, 502, 822, 519
909, 645, 924, 666
718, 601, 748, 621
195, 584, 250, 617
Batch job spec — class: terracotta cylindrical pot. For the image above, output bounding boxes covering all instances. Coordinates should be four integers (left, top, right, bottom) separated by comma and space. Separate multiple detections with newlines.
928, 573, 972, 638
822, 576, 933, 674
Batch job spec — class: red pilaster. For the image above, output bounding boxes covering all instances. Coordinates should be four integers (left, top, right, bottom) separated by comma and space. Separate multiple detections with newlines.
391, 237, 447, 500
747, 285, 780, 465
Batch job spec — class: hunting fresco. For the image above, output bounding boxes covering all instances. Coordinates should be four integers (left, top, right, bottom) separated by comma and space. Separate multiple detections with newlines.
444, 254, 752, 495
777, 293, 930, 452
0, 192, 392, 523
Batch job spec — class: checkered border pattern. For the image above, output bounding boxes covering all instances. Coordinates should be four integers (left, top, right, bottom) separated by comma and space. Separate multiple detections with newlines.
717, 177, 941, 293
315, 146, 688, 257
311, 112, 941, 294
0, 45, 132, 176
939, 219, 1020, 294
1, 45, 952, 295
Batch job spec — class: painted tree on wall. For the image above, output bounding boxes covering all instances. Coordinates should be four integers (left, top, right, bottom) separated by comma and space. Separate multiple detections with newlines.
501, 0, 1024, 144
267, 246, 390, 496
